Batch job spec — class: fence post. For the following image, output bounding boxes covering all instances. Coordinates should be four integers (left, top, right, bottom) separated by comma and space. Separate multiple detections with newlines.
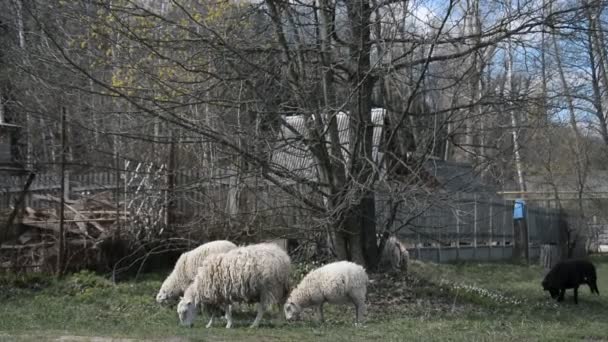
56, 107, 67, 278
473, 194, 478, 260
437, 239, 441, 263
489, 202, 493, 258
503, 199, 507, 258
456, 208, 460, 261
63, 171, 70, 201
525, 204, 530, 262
437, 221, 442, 263
416, 232, 421, 260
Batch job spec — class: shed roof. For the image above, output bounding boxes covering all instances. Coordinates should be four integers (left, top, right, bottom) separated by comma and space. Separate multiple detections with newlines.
423, 159, 499, 195
270, 108, 386, 181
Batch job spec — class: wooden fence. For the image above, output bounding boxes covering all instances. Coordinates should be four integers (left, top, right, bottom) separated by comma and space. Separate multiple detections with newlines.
0, 167, 317, 239
376, 193, 562, 263
2, 169, 563, 263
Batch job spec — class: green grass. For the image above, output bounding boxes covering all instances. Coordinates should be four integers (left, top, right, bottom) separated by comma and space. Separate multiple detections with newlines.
1, 257, 608, 341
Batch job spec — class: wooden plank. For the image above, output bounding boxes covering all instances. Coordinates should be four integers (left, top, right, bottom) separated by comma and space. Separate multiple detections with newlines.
0, 239, 100, 250
23, 218, 126, 224
0, 242, 55, 250
63, 203, 97, 235
21, 220, 81, 235
32, 194, 76, 204
74, 210, 129, 215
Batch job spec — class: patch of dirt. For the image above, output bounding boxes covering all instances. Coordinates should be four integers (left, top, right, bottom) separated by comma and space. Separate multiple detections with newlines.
367, 271, 470, 317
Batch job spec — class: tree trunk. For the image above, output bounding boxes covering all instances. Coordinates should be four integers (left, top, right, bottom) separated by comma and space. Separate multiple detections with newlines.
0, 88, 4, 123
584, 4, 608, 146
12, 0, 32, 167
345, 0, 378, 267
551, 12, 589, 249
506, 39, 526, 194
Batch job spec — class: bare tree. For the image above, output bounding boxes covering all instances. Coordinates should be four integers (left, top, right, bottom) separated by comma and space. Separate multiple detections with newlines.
1, 0, 602, 268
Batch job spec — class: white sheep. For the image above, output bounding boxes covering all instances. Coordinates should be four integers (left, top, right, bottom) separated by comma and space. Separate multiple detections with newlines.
156, 240, 237, 304
177, 242, 291, 328
379, 236, 409, 272
284, 261, 368, 325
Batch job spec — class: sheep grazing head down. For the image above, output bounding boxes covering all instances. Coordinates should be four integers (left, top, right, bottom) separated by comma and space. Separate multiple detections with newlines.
155, 288, 170, 304
156, 279, 179, 304
541, 280, 560, 299
177, 297, 197, 327
283, 302, 302, 321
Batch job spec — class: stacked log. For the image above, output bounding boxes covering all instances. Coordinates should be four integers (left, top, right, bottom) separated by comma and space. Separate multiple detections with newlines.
0, 191, 127, 273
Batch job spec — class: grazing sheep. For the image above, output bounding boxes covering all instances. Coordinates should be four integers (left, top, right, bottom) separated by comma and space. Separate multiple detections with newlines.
177, 243, 291, 328
156, 240, 237, 304
379, 236, 409, 272
284, 261, 368, 325
542, 259, 600, 304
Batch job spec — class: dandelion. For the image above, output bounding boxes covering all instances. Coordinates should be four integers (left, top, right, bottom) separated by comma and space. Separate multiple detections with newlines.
441, 279, 523, 306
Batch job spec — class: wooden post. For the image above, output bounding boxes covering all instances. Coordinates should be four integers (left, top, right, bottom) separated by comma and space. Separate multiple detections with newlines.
63, 171, 70, 200
416, 232, 421, 260
513, 215, 520, 258
56, 107, 67, 277
525, 206, 530, 262
115, 130, 121, 239
523, 218, 529, 262
512, 199, 529, 263
165, 131, 177, 232
456, 209, 460, 260
437, 239, 441, 263
473, 195, 478, 259
489, 202, 493, 249
502, 200, 507, 258
540, 244, 560, 271
437, 222, 442, 263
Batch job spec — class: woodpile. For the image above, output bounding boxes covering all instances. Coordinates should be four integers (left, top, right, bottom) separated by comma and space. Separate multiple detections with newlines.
0, 191, 128, 273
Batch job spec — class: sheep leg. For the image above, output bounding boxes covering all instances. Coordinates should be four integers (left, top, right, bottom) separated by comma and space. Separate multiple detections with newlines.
353, 295, 366, 327
318, 303, 325, 323
349, 289, 366, 327
205, 314, 214, 329
249, 303, 265, 328
225, 304, 233, 329
573, 286, 579, 304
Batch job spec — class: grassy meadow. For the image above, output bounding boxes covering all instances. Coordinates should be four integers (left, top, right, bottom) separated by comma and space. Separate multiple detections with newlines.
1, 256, 608, 341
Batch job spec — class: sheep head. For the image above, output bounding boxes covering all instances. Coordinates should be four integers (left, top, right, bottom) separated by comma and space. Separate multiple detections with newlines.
177, 297, 197, 327
156, 276, 180, 304
541, 279, 560, 299
283, 301, 301, 321
156, 288, 169, 304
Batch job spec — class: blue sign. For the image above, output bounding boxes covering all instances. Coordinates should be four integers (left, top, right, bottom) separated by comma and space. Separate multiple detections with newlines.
513, 198, 525, 219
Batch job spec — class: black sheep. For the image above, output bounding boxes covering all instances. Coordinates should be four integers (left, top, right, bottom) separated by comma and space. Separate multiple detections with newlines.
542, 259, 600, 304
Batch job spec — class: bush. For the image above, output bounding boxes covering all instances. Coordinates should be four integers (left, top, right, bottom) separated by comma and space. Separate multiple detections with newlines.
290, 261, 322, 285
0, 273, 52, 290
65, 270, 112, 292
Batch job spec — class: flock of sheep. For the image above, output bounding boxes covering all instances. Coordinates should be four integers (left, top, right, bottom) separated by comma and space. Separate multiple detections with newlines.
155, 237, 409, 329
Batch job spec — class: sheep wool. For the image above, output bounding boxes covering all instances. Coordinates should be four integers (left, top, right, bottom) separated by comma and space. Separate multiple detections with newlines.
156, 240, 237, 304
379, 236, 409, 272
284, 260, 368, 325
177, 243, 291, 328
